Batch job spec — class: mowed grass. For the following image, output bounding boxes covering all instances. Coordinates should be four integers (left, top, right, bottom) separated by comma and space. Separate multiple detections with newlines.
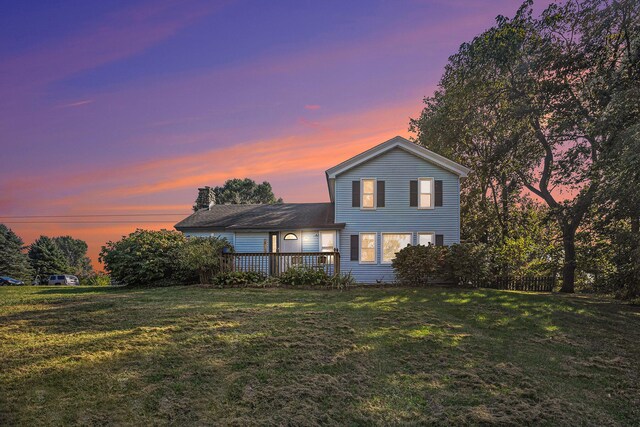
1, 286, 639, 426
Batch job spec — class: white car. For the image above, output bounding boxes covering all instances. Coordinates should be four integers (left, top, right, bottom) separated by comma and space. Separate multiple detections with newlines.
48, 275, 79, 286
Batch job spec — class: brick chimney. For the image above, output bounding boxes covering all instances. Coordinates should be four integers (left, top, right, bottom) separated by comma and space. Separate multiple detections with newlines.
194, 186, 216, 211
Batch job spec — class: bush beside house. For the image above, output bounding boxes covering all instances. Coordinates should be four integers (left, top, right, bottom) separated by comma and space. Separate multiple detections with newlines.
100, 229, 192, 286
180, 237, 233, 284
393, 243, 494, 286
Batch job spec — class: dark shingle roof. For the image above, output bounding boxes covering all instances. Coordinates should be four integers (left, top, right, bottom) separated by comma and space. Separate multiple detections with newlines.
174, 203, 344, 231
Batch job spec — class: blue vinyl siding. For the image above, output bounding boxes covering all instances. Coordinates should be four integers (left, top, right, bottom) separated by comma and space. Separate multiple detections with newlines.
335, 147, 461, 283
234, 232, 269, 253
301, 231, 319, 252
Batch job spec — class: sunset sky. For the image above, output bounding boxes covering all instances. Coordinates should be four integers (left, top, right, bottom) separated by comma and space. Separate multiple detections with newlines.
1, 0, 552, 268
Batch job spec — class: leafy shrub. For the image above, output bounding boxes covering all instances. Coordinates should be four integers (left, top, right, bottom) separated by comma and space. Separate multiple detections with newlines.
212, 271, 266, 287
392, 244, 448, 285
212, 268, 354, 289
83, 272, 111, 286
445, 243, 493, 286
179, 237, 233, 284
327, 271, 356, 290
278, 267, 329, 287
99, 229, 187, 287
493, 236, 560, 276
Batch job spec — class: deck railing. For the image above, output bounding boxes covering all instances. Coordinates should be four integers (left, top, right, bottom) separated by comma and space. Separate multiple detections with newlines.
220, 251, 340, 277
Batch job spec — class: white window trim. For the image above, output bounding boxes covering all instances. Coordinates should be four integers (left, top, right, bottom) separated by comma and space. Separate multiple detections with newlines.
381, 232, 413, 264
418, 177, 435, 209
359, 232, 377, 264
417, 232, 435, 246
360, 178, 377, 210
319, 230, 336, 252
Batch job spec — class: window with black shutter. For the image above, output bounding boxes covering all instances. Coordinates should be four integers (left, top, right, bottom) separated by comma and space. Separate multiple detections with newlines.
352, 181, 360, 207
409, 180, 418, 207
350, 235, 359, 261
435, 234, 444, 246
435, 180, 443, 207
377, 181, 385, 207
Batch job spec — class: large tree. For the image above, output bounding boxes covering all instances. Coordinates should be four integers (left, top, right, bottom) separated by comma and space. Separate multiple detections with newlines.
0, 224, 34, 282
412, 0, 639, 292
194, 178, 283, 210
28, 236, 70, 279
52, 236, 93, 278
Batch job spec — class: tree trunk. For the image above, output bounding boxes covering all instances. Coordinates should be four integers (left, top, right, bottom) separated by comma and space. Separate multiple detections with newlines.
501, 181, 510, 241
560, 228, 577, 293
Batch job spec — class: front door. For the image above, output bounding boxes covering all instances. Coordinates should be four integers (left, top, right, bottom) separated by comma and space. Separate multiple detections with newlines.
280, 231, 302, 253
280, 231, 302, 272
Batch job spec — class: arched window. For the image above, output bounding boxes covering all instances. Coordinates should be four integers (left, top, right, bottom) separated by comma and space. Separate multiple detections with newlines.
283, 233, 298, 240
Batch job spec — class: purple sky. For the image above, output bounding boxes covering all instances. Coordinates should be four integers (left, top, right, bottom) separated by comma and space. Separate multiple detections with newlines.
0, 0, 553, 267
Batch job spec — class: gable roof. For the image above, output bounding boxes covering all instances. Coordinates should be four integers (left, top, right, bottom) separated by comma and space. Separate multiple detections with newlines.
175, 202, 343, 231
325, 136, 470, 179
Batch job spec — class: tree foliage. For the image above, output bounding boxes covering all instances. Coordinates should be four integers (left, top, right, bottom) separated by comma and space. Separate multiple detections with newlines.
52, 236, 93, 279
411, 0, 640, 293
0, 224, 34, 282
194, 178, 283, 210
28, 236, 70, 279
179, 237, 232, 284
99, 229, 188, 286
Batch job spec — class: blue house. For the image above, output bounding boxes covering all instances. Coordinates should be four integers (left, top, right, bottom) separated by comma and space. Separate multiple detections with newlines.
175, 136, 470, 283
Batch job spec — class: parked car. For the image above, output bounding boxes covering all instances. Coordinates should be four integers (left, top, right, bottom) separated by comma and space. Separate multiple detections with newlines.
48, 275, 79, 286
0, 276, 25, 286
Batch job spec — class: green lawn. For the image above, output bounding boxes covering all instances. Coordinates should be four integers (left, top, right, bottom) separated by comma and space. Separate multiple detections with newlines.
1, 286, 639, 426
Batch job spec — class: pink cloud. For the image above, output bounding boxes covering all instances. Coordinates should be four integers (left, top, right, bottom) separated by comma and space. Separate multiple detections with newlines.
304, 104, 321, 110
55, 99, 94, 109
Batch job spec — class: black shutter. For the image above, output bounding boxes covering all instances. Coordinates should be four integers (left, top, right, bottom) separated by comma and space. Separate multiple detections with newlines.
435, 180, 443, 207
350, 235, 359, 261
377, 181, 385, 207
352, 181, 360, 207
409, 180, 418, 207
435, 234, 444, 246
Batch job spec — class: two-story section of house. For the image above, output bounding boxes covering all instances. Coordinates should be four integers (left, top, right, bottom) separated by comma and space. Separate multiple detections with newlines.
175, 136, 469, 283
326, 136, 470, 282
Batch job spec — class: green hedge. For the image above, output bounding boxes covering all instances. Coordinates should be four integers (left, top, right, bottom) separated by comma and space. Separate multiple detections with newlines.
392, 243, 492, 286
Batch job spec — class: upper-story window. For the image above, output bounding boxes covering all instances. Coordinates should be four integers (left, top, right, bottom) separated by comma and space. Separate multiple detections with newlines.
361, 179, 376, 209
419, 177, 434, 209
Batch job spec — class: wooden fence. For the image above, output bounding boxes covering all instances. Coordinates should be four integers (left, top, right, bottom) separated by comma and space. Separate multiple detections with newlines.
220, 251, 340, 277
475, 276, 556, 292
